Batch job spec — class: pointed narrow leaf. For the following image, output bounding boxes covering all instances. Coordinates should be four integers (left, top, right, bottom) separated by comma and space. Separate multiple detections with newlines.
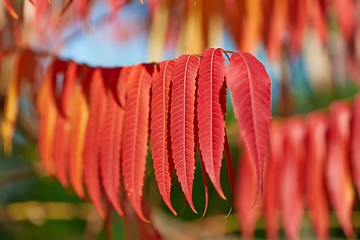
327, 102, 355, 237
306, 112, 329, 239
100, 89, 124, 216
53, 63, 78, 187
352, 94, 360, 198
264, 121, 284, 239
122, 64, 153, 222
68, 84, 89, 199
170, 54, 200, 213
1, 54, 20, 154
83, 69, 108, 217
151, 60, 177, 215
280, 118, 305, 239
226, 52, 272, 197
197, 48, 226, 199
37, 64, 56, 176
236, 147, 261, 239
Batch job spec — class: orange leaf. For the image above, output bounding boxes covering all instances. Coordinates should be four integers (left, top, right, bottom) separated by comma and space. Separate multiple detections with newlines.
1, 54, 20, 154
68, 83, 89, 199
37, 63, 57, 176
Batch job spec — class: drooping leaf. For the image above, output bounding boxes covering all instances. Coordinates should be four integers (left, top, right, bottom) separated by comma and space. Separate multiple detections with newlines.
68, 83, 89, 199
151, 60, 177, 215
1, 54, 20, 154
236, 147, 262, 239
197, 48, 226, 199
226, 52, 272, 197
263, 121, 284, 239
327, 102, 355, 237
305, 112, 329, 239
352, 94, 360, 198
170, 54, 200, 213
122, 64, 153, 222
37, 63, 57, 176
99, 68, 125, 216
2, 51, 36, 154
53, 62, 78, 187
83, 69, 108, 217
281, 118, 306, 239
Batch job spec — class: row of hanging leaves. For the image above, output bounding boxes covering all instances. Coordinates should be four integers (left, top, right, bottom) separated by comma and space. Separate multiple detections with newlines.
1, 48, 272, 221
236, 95, 360, 239
3, 0, 358, 60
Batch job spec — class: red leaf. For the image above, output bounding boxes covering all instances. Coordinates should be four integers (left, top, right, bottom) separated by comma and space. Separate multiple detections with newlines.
326, 102, 355, 237
305, 112, 329, 239
280, 118, 306, 239
68, 84, 89, 199
122, 64, 153, 222
199, 152, 209, 218
226, 52, 272, 198
263, 121, 284, 239
83, 69, 108, 217
352, 94, 360, 198
100, 89, 124, 216
236, 147, 261, 238
151, 60, 177, 215
170, 54, 200, 213
197, 48, 226, 199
